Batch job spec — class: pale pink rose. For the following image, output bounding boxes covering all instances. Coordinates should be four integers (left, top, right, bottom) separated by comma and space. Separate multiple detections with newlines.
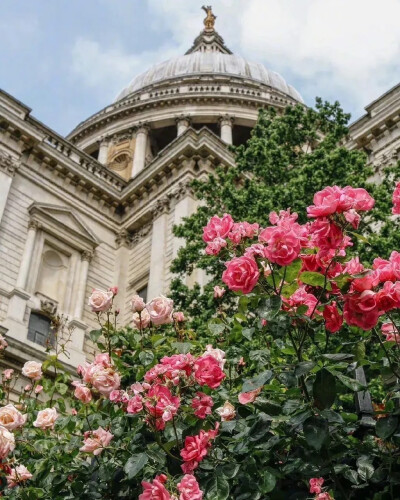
80, 427, 113, 455
177, 474, 204, 500
89, 365, 121, 397
71, 409, 78, 416
72, 381, 92, 403
34, 385, 43, 394
174, 311, 185, 322
88, 289, 113, 313
0, 335, 8, 350
203, 214, 234, 242
94, 353, 111, 367
131, 294, 146, 313
2, 369, 14, 380
238, 387, 262, 405
24, 384, 32, 392
109, 286, 118, 296
204, 345, 226, 369
216, 401, 236, 421
344, 209, 361, 229
0, 425, 15, 459
6, 465, 32, 488
33, 407, 58, 430
0, 405, 27, 430
22, 361, 42, 381
146, 295, 174, 326
213, 286, 225, 299
132, 309, 151, 329
205, 237, 227, 255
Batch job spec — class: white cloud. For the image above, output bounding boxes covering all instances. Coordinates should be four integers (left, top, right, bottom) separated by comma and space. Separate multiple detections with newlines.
70, 0, 400, 118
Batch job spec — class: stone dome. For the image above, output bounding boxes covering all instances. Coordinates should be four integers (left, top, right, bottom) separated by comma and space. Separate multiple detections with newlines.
115, 51, 303, 104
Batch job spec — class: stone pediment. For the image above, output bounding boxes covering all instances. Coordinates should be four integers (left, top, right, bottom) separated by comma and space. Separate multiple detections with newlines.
29, 203, 99, 251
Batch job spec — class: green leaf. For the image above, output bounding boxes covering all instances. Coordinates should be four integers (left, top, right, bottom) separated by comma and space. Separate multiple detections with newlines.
349, 231, 370, 245
218, 463, 240, 479
313, 368, 336, 409
171, 342, 193, 354
299, 271, 332, 290
285, 259, 302, 282
206, 475, 230, 500
322, 353, 354, 361
124, 453, 148, 479
357, 456, 375, 481
257, 296, 282, 320
139, 350, 154, 366
208, 320, 225, 336
248, 413, 271, 441
89, 329, 102, 342
55, 382, 68, 395
242, 370, 273, 393
303, 415, 329, 450
294, 361, 316, 377
376, 416, 399, 439
261, 470, 277, 494
242, 328, 255, 341
332, 371, 366, 391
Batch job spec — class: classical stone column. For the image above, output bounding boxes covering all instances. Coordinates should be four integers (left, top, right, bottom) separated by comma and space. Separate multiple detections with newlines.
98, 137, 110, 164
113, 230, 131, 316
176, 116, 191, 136
73, 250, 92, 320
148, 198, 169, 299
0, 151, 19, 224
219, 115, 234, 145
132, 125, 149, 177
16, 220, 40, 289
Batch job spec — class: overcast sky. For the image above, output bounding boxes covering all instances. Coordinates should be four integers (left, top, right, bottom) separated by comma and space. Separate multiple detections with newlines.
1, 0, 399, 136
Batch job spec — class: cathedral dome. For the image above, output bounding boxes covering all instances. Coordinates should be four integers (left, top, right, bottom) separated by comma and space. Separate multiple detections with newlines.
115, 51, 303, 103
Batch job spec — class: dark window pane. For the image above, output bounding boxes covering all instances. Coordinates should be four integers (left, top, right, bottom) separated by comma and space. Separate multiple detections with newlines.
137, 284, 148, 303
27, 313, 54, 347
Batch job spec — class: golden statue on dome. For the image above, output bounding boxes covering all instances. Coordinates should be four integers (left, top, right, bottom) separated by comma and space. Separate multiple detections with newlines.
202, 5, 216, 31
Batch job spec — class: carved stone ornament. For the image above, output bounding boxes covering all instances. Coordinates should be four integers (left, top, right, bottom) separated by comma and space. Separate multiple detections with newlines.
202, 5, 216, 31
28, 219, 41, 231
172, 179, 193, 201
36, 293, 58, 316
151, 196, 170, 218
115, 229, 131, 247
131, 222, 152, 245
0, 150, 20, 176
81, 250, 94, 262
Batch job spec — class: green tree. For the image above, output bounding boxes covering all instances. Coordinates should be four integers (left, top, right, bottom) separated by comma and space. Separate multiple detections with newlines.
170, 98, 380, 329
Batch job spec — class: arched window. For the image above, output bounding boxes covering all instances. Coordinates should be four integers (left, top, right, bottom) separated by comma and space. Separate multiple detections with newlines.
27, 312, 54, 347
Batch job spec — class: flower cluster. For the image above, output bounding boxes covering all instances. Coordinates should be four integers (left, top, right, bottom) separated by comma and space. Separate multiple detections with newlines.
77, 353, 121, 398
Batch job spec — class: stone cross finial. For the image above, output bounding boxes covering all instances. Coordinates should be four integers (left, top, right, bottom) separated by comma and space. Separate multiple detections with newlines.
202, 5, 216, 31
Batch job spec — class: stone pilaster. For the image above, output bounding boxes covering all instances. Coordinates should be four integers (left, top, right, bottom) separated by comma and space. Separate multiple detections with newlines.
16, 220, 40, 289
0, 151, 20, 223
73, 250, 93, 320
132, 124, 150, 178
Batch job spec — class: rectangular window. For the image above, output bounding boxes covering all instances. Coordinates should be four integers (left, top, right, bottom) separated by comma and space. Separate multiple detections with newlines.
137, 284, 148, 303
27, 313, 54, 347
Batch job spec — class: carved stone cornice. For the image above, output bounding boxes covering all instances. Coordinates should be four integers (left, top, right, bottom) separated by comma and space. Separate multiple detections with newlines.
115, 229, 131, 248
0, 150, 20, 177
171, 179, 194, 202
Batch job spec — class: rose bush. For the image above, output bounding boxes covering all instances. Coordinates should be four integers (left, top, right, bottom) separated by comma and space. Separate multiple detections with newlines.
1, 184, 400, 498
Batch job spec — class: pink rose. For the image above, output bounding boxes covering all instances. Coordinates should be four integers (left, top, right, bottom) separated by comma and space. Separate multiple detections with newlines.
203, 214, 234, 242
213, 286, 225, 299
6, 464, 32, 488
88, 365, 121, 397
0, 404, 27, 430
222, 255, 260, 294
109, 286, 118, 296
0, 425, 15, 459
80, 427, 113, 455
216, 401, 236, 421
127, 394, 144, 414
72, 381, 92, 403
94, 353, 112, 367
24, 384, 32, 392
174, 311, 186, 322
194, 356, 225, 389
34, 384, 43, 394
381, 322, 400, 343
307, 186, 348, 218
146, 295, 174, 326
145, 385, 180, 423
133, 309, 151, 329
180, 425, 219, 474
310, 477, 324, 494
205, 237, 227, 255
204, 345, 226, 369
88, 289, 113, 313
177, 474, 204, 500
344, 187, 375, 211
131, 294, 146, 313
323, 302, 343, 333
33, 407, 58, 430
343, 294, 379, 331
71, 409, 78, 416
315, 494, 333, 500
0, 334, 8, 351
238, 387, 262, 404
392, 181, 400, 214
22, 361, 42, 381
191, 392, 213, 419
139, 475, 171, 500
2, 369, 14, 380
259, 226, 301, 266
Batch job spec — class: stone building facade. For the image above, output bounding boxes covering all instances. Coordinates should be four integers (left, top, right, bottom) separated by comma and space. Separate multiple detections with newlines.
0, 9, 399, 373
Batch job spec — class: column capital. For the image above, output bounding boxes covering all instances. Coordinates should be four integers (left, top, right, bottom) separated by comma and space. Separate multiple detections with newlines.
0, 150, 20, 177
151, 196, 170, 218
81, 250, 93, 262
219, 114, 235, 127
115, 229, 131, 248
28, 219, 41, 231
175, 115, 191, 126
135, 123, 150, 135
